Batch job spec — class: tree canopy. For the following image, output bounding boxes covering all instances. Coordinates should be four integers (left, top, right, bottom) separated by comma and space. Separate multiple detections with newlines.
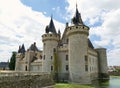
9, 52, 16, 70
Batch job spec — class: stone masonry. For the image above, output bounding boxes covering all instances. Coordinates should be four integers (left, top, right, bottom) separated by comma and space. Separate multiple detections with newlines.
0, 72, 54, 88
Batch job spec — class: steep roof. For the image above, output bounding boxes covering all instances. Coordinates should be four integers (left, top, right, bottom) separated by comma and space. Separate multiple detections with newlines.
29, 42, 39, 51
18, 44, 26, 53
88, 39, 94, 49
72, 4, 84, 25
45, 16, 57, 34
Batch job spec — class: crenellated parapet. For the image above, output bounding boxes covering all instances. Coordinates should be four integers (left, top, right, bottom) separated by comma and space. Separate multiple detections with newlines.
66, 25, 89, 37
58, 45, 68, 52
42, 34, 60, 42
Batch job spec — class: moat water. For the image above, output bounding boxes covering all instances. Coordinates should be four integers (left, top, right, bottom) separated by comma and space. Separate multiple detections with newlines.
93, 76, 120, 88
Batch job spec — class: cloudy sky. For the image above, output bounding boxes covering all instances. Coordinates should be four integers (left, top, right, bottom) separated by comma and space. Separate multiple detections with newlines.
0, 0, 120, 66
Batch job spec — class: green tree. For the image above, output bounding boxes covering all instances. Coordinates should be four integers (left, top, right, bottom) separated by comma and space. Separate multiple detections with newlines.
9, 52, 16, 70
53, 50, 59, 82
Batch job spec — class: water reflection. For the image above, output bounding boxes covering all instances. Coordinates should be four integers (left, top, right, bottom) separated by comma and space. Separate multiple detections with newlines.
93, 76, 120, 88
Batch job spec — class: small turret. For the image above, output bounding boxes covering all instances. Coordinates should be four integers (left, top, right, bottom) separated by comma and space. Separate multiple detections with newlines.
95, 48, 109, 79
21, 44, 26, 54
58, 29, 61, 37
18, 45, 21, 53
18, 44, 26, 54
29, 42, 39, 51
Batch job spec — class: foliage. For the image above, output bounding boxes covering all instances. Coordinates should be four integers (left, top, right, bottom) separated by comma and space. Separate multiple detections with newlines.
54, 83, 94, 88
53, 52, 58, 73
53, 51, 59, 82
116, 69, 120, 72
9, 52, 16, 70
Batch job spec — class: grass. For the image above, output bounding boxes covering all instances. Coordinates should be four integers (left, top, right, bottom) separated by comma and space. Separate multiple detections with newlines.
111, 76, 120, 78
54, 83, 94, 88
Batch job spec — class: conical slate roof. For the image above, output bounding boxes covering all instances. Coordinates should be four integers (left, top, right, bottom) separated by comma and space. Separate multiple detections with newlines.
18, 44, 26, 54
72, 4, 83, 25
45, 16, 57, 34
29, 42, 39, 51
88, 39, 94, 49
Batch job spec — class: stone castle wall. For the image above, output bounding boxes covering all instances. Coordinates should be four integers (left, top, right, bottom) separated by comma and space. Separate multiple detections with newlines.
0, 71, 54, 88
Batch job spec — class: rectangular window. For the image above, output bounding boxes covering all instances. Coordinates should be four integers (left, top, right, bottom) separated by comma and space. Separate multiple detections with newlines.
66, 65, 69, 71
66, 55, 68, 61
51, 66, 53, 71
66, 39, 69, 43
53, 48, 56, 52
44, 55, 45, 60
85, 65, 88, 71
51, 56, 53, 60
85, 55, 88, 64
85, 55, 88, 62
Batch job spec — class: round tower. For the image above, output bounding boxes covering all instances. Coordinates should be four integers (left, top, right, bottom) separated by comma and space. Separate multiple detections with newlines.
42, 17, 60, 73
95, 48, 109, 78
66, 6, 90, 84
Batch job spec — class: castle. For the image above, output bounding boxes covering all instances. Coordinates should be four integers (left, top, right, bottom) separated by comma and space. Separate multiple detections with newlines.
15, 6, 108, 84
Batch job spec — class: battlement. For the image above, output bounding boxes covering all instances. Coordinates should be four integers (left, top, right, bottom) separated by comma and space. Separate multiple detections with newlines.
42, 33, 59, 42
58, 44, 68, 52
66, 25, 89, 36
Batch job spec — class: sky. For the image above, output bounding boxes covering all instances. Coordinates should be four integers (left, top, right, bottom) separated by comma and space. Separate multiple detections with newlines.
0, 0, 120, 66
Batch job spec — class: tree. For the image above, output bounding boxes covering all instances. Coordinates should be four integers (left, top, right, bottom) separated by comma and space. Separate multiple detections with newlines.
53, 50, 59, 82
9, 52, 16, 70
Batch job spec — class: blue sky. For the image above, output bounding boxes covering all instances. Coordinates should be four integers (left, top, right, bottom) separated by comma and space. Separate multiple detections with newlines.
0, 0, 120, 66
21, 0, 69, 23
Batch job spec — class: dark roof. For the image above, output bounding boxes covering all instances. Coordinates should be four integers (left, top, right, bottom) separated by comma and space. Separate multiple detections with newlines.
72, 5, 83, 25
18, 44, 26, 53
29, 42, 39, 51
45, 16, 57, 34
31, 56, 38, 62
88, 39, 94, 49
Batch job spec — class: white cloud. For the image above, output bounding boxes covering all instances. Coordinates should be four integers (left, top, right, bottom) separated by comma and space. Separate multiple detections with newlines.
0, 0, 64, 62
0, 0, 120, 66
66, 0, 120, 65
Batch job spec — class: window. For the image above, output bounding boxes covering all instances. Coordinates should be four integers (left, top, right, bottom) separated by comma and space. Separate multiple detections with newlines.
40, 55, 42, 59
25, 66, 27, 71
51, 56, 53, 60
66, 65, 69, 71
85, 65, 88, 71
66, 55, 68, 61
44, 55, 45, 60
44, 43, 46, 46
66, 39, 69, 43
85, 55, 88, 62
53, 48, 56, 52
51, 66, 53, 71
85, 55, 88, 64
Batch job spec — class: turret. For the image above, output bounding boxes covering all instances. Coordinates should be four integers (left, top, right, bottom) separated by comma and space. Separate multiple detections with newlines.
95, 48, 109, 79
15, 44, 26, 71
66, 5, 90, 84
42, 16, 60, 73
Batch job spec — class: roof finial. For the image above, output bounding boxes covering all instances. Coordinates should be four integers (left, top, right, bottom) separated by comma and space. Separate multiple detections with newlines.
71, 3, 84, 25
76, 1, 77, 8
51, 14, 53, 19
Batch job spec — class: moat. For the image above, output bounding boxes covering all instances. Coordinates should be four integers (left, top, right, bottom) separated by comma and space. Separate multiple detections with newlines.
93, 76, 120, 88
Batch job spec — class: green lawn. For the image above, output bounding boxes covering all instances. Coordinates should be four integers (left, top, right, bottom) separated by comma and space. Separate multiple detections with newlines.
54, 83, 94, 88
